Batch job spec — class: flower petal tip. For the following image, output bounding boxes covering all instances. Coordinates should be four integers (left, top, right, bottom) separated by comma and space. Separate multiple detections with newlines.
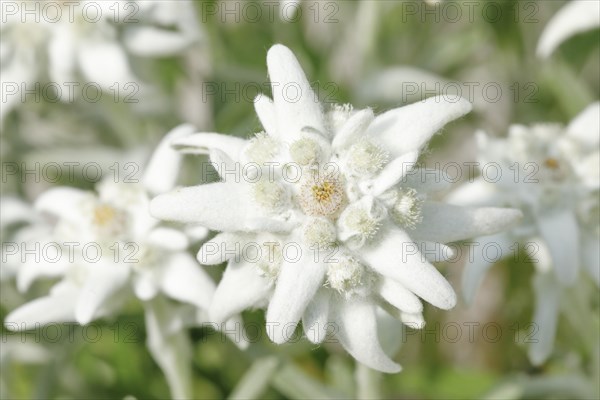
382, 363, 403, 374
267, 43, 294, 64
266, 330, 288, 345
149, 192, 177, 221
438, 290, 457, 311
443, 95, 473, 115
74, 309, 93, 326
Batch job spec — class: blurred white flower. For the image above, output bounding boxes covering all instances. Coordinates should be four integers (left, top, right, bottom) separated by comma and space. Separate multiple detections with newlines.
0, 0, 202, 124
0, 196, 47, 281
449, 102, 600, 365
150, 44, 522, 372
124, 0, 203, 57
3, 125, 223, 399
537, 0, 600, 58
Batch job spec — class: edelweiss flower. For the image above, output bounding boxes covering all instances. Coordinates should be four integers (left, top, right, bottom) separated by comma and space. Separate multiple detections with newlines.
4, 125, 224, 398
1, 0, 131, 120
150, 45, 522, 372
0, 0, 202, 124
448, 103, 600, 365
537, 0, 600, 58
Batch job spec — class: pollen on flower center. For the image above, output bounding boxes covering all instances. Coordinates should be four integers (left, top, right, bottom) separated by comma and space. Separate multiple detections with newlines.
302, 218, 337, 249
93, 204, 117, 227
390, 188, 423, 229
346, 138, 389, 176
91, 203, 127, 237
540, 155, 569, 183
326, 255, 370, 298
313, 182, 335, 201
544, 158, 560, 169
299, 173, 345, 217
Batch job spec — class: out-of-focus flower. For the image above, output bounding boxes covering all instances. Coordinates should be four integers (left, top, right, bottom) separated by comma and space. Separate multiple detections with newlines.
4, 125, 223, 399
0, 196, 50, 281
0, 0, 203, 125
1, 0, 131, 122
124, 0, 203, 57
150, 44, 522, 372
449, 102, 600, 365
537, 0, 600, 58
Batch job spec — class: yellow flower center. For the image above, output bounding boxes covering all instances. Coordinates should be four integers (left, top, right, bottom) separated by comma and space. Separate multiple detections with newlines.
91, 203, 127, 238
93, 205, 117, 227
544, 158, 560, 170
312, 181, 335, 202
299, 174, 345, 216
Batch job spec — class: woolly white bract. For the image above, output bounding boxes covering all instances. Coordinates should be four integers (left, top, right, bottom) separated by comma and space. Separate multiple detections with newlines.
449, 102, 600, 365
150, 45, 522, 372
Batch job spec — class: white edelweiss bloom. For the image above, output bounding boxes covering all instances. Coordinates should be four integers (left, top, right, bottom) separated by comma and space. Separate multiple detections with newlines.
0, 0, 202, 125
3, 125, 234, 399
537, 0, 600, 58
448, 102, 600, 365
1, 0, 134, 115
151, 44, 522, 373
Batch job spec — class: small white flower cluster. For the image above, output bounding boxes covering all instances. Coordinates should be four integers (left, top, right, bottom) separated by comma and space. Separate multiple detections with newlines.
451, 103, 600, 366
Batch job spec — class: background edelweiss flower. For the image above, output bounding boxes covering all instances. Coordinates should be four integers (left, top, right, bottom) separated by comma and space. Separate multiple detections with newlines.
448, 102, 600, 365
3, 125, 241, 399
537, 0, 600, 58
150, 44, 522, 372
0, 0, 203, 125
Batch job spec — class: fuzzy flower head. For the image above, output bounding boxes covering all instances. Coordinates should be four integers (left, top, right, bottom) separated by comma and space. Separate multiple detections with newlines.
152, 45, 522, 372
456, 104, 599, 283
449, 104, 600, 366
6, 125, 215, 326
